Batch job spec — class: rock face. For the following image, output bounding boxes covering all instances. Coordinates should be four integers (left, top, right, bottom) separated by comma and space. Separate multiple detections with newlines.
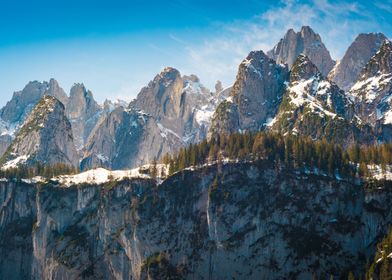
209, 51, 288, 137
82, 67, 217, 170
269, 54, 372, 146
0, 95, 79, 168
0, 79, 68, 157
66, 83, 103, 150
349, 40, 392, 141
267, 26, 335, 76
1, 161, 392, 279
0, 79, 67, 125
329, 33, 387, 91
81, 107, 183, 170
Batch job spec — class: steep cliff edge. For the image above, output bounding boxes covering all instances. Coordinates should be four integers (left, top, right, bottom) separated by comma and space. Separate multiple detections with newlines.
1, 161, 392, 279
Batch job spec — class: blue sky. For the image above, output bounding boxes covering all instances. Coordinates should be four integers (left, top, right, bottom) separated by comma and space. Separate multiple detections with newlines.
0, 0, 391, 106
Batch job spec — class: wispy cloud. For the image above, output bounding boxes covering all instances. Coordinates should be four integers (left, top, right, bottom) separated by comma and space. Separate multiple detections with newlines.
175, 0, 390, 89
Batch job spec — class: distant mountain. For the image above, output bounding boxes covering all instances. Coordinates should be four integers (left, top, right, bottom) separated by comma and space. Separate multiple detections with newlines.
329, 33, 387, 91
0, 95, 79, 168
267, 26, 335, 76
0, 79, 68, 157
66, 83, 103, 150
82, 67, 219, 170
0, 79, 67, 125
209, 50, 288, 137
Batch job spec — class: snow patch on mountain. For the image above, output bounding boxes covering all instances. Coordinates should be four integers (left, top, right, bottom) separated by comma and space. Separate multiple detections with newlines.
2, 155, 29, 170
53, 164, 169, 187
350, 74, 392, 102
288, 77, 337, 118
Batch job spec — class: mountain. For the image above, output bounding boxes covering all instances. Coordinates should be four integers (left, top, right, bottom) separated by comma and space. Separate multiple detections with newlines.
81, 106, 185, 170
0, 95, 79, 168
65, 83, 103, 150
269, 54, 371, 146
0, 79, 69, 157
1, 160, 392, 279
267, 26, 335, 76
208, 51, 288, 137
82, 67, 217, 170
349, 40, 392, 141
0, 79, 67, 125
329, 33, 387, 91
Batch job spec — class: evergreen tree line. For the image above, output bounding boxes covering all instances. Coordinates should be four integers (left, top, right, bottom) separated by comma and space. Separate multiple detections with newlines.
162, 132, 392, 179
0, 162, 79, 181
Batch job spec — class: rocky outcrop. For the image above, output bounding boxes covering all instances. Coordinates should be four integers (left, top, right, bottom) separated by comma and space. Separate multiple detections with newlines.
267, 26, 335, 76
1, 161, 392, 279
0, 79, 68, 157
270, 54, 373, 147
0, 79, 68, 125
81, 107, 183, 170
349, 40, 392, 142
209, 51, 288, 137
329, 33, 387, 91
66, 84, 103, 150
0, 95, 79, 168
82, 68, 217, 170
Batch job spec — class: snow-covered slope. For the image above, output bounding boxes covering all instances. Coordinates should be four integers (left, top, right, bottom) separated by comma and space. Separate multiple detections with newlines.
348, 39, 392, 141
269, 54, 365, 146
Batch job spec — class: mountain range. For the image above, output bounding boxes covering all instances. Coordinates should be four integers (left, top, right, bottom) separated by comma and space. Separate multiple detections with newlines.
1, 25, 392, 279
1, 26, 391, 171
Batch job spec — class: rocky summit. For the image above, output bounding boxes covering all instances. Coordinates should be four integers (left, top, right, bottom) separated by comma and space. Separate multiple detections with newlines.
349, 40, 392, 141
267, 26, 335, 77
329, 33, 387, 91
82, 67, 219, 170
208, 50, 288, 137
0, 95, 79, 168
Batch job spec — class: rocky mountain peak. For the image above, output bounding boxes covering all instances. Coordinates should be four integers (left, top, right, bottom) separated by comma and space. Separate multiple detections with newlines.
131, 67, 185, 120
0, 95, 79, 168
158, 67, 181, 84
183, 74, 200, 83
0, 79, 70, 126
47, 78, 68, 106
300, 25, 318, 37
208, 50, 288, 137
215, 80, 223, 93
329, 33, 388, 90
349, 39, 392, 132
267, 26, 335, 76
290, 54, 321, 82
360, 39, 392, 78
66, 83, 102, 150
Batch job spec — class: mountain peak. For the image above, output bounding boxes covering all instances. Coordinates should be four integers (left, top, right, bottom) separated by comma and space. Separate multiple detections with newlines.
290, 54, 321, 82
159, 67, 180, 78
267, 26, 334, 76
328, 32, 388, 90
0, 95, 79, 168
300, 25, 316, 35
359, 39, 392, 79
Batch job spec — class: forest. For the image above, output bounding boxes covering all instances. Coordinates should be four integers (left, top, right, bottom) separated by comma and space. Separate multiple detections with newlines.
162, 132, 392, 180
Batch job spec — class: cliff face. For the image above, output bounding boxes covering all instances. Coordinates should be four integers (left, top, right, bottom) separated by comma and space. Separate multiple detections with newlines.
82, 68, 216, 170
0, 95, 80, 168
66, 83, 103, 150
267, 26, 335, 76
1, 161, 392, 279
328, 33, 387, 91
208, 51, 288, 138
